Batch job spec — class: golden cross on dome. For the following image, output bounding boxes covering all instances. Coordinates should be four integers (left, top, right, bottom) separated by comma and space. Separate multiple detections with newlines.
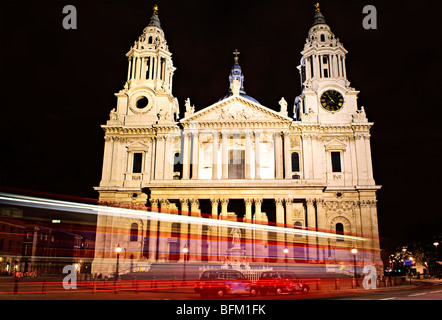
233, 49, 240, 63
153, 4, 159, 15
314, 2, 320, 12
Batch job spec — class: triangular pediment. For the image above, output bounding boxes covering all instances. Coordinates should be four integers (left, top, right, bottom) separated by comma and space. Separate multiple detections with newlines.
180, 95, 292, 123
324, 139, 347, 151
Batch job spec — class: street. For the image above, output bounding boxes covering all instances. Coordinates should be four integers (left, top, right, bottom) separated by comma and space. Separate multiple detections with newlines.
1, 276, 440, 300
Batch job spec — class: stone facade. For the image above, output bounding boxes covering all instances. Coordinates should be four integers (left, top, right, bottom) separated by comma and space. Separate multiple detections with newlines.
91, 5, 383, 276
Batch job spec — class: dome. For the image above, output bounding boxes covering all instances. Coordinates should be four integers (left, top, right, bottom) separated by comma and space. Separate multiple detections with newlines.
220, 93, 261, 105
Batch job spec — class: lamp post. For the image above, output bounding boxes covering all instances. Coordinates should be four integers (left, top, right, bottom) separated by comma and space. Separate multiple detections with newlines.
115, 244, 121, 280
351, 248, 359, 287
434, 242, 440, 279
182, 244, 188, 285
283, 248, 289, 270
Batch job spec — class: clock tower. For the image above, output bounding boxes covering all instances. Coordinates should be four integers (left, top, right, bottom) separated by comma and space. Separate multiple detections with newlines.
296, 3, 360, 125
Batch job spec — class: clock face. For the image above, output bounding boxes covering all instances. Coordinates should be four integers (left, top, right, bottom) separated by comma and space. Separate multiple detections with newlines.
320, 90, 344, 112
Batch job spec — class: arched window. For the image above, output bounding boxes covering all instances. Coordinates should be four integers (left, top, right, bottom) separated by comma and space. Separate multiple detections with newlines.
335, 223, 344, 242
320, 34, 325, 42
148, 36, 153, 44
291, 152, 300, 172
130, 223, 138, 242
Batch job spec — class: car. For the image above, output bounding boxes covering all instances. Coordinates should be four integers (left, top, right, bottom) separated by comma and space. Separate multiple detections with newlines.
257, 271, 310, 295
194, 269, 259, 298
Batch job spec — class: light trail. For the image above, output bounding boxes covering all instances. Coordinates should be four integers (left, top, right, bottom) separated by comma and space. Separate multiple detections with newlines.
0, 192, 368, 242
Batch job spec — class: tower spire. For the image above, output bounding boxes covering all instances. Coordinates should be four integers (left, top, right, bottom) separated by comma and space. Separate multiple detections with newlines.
312, 2, 326, 26
148, 4, 161, 28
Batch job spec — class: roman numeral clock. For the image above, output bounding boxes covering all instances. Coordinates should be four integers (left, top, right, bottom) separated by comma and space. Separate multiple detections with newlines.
320, 90, 344, 112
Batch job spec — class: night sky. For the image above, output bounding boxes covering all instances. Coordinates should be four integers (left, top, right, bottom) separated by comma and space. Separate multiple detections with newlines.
1, 0, 441, 250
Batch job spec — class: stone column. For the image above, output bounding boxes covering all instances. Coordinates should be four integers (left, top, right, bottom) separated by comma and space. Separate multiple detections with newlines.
245, 131, 252, 179
274, 132, 283, 179
314, 55, 320, 79
134, 57, 140, 79
244, 198, 253, 261
244, 198, 253, 222
212, 131, 219, 179
210, 198, 219, 219
157, 199, 170, 262
254, 131, 261, 179
221, 131, 229, 179
178, 199, 189, 262
275, 198, 285, 262
305, 56, 311, 80
210, 198, 219, 261
127, 58, 132, 81
220, 198, 229, 218
355, 134, 368, 183
131, 56, 136, 80
163, 136, 173, 180
182, 132, 191, 179
189, 199, 201, 261
306, 199, 317, 262
191, 132, 199, 179
219, 198, 229, 259
148, 199, 159, 262
315, 199, 326, 262
284, 132, 292, 179
302, 135, 313, 180
275, 198, 285, 227
155, 136, 166, 180
253, 198, 265, 262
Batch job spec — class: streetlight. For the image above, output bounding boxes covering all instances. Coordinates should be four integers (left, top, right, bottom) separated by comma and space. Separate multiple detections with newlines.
182, 244, 188, 285
434, 242, 440, 279
351, 248, 359, 287
283, 248, 289, 270
115, 244, 121, 280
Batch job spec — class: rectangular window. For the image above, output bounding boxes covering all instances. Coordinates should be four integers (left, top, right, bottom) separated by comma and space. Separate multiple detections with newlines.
331, 152, 341, 172
133, 153, 143, 173
228, 149, 245, 179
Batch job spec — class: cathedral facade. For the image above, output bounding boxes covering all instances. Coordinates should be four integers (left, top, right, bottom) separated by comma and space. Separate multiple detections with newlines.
91, 5, 383, 276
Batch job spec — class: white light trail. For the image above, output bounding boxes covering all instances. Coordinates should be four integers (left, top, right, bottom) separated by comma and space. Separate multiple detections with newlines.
0, 192, 367, 241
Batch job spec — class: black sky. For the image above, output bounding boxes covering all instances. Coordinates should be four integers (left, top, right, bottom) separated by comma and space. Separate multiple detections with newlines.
1, 0, 441, 250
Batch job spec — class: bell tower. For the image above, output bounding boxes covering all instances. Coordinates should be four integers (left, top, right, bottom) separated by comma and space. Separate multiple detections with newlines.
296, 3, 361, 125
115, 4, 178, 126
96, 5, 180, 206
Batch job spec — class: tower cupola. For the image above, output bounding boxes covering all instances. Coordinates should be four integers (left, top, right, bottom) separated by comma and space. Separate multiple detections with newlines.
125, 5, 175, 94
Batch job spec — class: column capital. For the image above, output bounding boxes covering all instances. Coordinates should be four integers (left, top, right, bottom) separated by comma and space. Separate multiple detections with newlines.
244, 198, 253, 206
275, 198, 284, 206
306, 198, 315, 206
316, 198, 325, 207
220, 198, 229, 205
244, 130, 253, 138
210, 198, 219, 205
179, 198, 189, 206
254, 198, 263, 205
